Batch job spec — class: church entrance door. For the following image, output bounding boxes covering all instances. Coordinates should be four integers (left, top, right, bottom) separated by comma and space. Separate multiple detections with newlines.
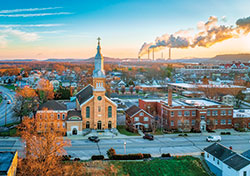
72, 128, 78, 135
97, 121, 102, 130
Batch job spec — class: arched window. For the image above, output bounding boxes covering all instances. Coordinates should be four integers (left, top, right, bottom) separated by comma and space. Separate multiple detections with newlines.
57, 114, 60, 120
108, 106, 112, 118
86, 106, 90, 118
108, 121, 112, 129
86, 121, 90, 129
62, 114, 65, 120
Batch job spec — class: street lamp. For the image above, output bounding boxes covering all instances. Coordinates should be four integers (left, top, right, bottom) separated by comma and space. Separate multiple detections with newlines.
124, 141, 126, 154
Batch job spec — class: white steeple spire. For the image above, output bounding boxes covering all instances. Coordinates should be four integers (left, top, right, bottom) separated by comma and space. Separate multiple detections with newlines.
93, 37, 105, 78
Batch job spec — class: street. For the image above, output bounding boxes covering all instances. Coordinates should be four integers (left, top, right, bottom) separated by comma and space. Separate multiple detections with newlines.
1, 134, 249, 160
0, 86, 16, 126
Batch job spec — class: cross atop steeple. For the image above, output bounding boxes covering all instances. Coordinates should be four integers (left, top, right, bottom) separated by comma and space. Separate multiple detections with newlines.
97, 37, 101, 46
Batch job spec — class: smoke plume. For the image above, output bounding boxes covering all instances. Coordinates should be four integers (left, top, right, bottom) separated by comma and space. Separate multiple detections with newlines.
139, 15, 250, 57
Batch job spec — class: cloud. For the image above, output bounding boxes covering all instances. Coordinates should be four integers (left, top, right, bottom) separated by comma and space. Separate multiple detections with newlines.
0, 35, 8, 48
0, 24, 64, 28
236, 16, 250, 34
0, 7, 62, 14
0, 12, 72, 17
0, 29, 39, 42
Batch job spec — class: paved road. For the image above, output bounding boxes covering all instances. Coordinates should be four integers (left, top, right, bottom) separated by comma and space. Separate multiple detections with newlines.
0, 86, 16, 126
2, 135, 249, 160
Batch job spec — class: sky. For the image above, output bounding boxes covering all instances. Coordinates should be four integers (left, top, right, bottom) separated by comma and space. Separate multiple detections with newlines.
0, 0, 250, 60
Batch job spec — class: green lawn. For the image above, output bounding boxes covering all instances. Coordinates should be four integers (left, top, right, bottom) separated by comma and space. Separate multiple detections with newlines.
149, 128, 164, 135
112, 156, 209, 176
117, 125, 140, 136
3, 85, 16, 91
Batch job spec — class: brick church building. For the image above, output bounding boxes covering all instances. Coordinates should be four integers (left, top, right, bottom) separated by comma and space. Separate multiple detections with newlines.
36, 38, 117, 135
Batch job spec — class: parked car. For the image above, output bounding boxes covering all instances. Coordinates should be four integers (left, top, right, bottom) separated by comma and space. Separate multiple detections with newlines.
4, 96, 7, 100
206, 135, 221, 142
7, 100, 11, 104
143, 133, 154, 140
88, 136, 100, 142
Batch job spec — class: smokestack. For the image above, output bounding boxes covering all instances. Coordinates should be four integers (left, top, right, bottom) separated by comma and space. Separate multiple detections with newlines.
168, 47, 171, 60
148, 49, 150, 60
168, 86, 172, 106
152, 48, 155, 61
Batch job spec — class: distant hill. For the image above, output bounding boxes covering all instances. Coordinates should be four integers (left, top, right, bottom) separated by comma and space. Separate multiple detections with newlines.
210, 54, 250, 63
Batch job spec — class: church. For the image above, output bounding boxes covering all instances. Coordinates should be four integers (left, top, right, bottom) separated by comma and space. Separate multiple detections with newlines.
36, 38, 117, 136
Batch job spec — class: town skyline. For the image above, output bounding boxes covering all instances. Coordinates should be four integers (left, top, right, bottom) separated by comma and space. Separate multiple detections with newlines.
0, 0, 250, 60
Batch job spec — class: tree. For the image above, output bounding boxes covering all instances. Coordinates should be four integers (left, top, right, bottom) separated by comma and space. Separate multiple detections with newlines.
37, 78, 54, 103
13, 87, 38, 122
121, 86, 125, 95
115, 87, 119, 94
135, 86, 140, 94
54, 86, 71, 100
17, 116, 70, 176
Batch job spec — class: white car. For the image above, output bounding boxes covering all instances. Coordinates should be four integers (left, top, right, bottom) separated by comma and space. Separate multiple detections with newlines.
206, 135, 221, 142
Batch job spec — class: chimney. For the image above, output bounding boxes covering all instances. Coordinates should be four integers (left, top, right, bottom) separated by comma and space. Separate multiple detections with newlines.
168, 86, 172, 106
168, 47, 171, 60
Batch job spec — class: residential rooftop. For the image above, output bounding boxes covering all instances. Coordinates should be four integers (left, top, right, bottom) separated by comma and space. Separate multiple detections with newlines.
233, 109, 250, 118
0, 151, 16, 175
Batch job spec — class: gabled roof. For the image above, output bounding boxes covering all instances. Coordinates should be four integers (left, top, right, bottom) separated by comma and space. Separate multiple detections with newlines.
224, 154, 250, 171
125, 105, 141, 116
38, 100, 67, 111
76, 85, 93, 105
242, 149, 250, 160
66, 110, 82, 121
0, 151, 17, 175
204, 143, 235, 161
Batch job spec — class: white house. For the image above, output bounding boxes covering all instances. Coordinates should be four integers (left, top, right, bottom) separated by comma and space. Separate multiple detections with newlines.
204, 143, 250, 176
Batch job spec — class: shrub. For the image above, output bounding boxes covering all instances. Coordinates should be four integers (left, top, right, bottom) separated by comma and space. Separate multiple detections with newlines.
226, 132, 231, 135
220, 132, 226, 135
178, 134, 183, 136
161, 153, 171, 157
91, 155, 104, 160
112, 153, 144, 160
62, 155, 71, 161
184, 133, 188, 136
107, 148, 116, 159
143, 154, 151, 158
74, 158, 80, 161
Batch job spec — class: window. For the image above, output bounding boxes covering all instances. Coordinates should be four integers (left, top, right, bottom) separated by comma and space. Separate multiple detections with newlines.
144, 117, 148, 121
221, 110, 226, 116
57, 114, 60, 120
144, 124, 149, 128
192, 111, 196, 116
207, 110, 211, 116
243, 171, 247, 176
108, 106, 112, 118
215, 120, 218, 125
86, 106, 90, 118
40, 114, 42, 119
184, 120, 189, 126
221, 119, 226, 125
184, 111, 190, 116
63, 123, 65, 128
171, 111, 174, 117
98, 106, 101, 112
207, 120, 210, 125
201, 115, 205, 120
57, 123, 60, 128
178, 120, 182, 126
217, 160, 219, 165
62, 114, 65, 120
86, 121, 90, 129
178, 111, 182, 117
192, 120, 195, 126
212, 111, 218, 116
171, 121, 174, 126
51, 114, 54, 118
228, 110, 232, 116
228, 119, 232, 125
213, 157, 215, 161
207, 153, 209, 158
134, 117, 139, 121
108, 121, 112, 129
140, 112, 144, 116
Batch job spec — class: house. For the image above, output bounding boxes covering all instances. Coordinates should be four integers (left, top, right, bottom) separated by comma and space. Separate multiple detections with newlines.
125, 105, 153, 132
0, 151, 18, 176
204, 143, 250, 176
233, 109, 250, 130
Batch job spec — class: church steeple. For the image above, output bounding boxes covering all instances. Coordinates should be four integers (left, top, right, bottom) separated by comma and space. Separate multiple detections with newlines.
93, 37, 105, 78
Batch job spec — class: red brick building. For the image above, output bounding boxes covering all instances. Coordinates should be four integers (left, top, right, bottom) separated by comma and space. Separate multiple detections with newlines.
125, 105, 154, 132
139, 88, 234, 132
